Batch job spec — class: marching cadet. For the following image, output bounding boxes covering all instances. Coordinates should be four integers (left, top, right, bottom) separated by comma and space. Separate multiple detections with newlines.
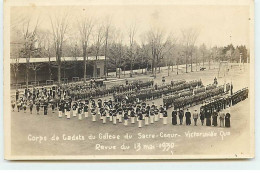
72, 102, 77, 117
78, 103, 82, 120
112, 109, 117, 125
219, 110, 225, 127
43, 101, 48, 115
66, 101, 71, 119
84, 103, 88, 118
36, 101, 40, 115
150, 108, 155, 124
130, 108, 135, 124
29, 100, 33, 114
23, 101, 27, 113
109, 110, 113, 122
118, 107, 123, 123
159, 105, 164, 119
92, 108, 97, 122
178, 108, 184, 125
138, 111, 143, 128
163, 110, 168, 125
145, 109, 150, 126
102, 108, 107, 124
192, 109, 199, 126
124, 112, 129, 126
58, 101, 63, 118
51, 102, 55, 113
154, 106, 159, 122
171, 110, 177, 125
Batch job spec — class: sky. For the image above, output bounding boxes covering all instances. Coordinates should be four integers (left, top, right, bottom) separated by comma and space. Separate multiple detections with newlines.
11, 4, 251, 48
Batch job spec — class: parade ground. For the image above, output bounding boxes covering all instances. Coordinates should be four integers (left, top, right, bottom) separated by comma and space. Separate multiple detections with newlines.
10, 64, 252, 157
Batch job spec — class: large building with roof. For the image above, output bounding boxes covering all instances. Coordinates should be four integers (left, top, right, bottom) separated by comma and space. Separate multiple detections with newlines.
10, 56, 106, 85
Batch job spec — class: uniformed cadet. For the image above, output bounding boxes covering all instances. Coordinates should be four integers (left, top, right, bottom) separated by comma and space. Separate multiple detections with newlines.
159, 105, 164, 119
118, 107, 123, 123
29, 101, 33, 114
138, 111, 143, 128
72, 102, 77, 117
109, 110, 113, 122
92, 108, 97, 122
163, 110, 168, 125
84, 103, 88, 118
102, 109, 107, 124
78, 104, 82, 120
36, 101, 40, 115
150, 109, 155, 124
145, 110, 149, 125
124, 113, 129, 126
23, 102, 27, 113
193, 109, 199, 126
154, 106, 159, 122
113, 110, 117, 125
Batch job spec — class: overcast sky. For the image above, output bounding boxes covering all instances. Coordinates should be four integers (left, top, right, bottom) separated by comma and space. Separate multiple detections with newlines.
11, 4, 251, 48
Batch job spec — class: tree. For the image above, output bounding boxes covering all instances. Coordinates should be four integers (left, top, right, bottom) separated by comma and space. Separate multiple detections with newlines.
181, 28, 199, 73
78, 14, 94, 82
20, 17, 39, 89
127, 21, 137, 77
92, 23, 104, 79
103, 16, 112, 79
50, 12, 70, 85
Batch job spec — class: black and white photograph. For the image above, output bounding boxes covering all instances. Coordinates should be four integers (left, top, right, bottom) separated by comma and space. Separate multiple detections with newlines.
3, 0, 255, 160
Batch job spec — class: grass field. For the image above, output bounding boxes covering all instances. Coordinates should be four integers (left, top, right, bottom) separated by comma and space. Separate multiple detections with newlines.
10, 64, 253, 158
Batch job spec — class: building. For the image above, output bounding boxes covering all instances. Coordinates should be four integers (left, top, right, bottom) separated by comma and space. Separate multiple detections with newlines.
10, 56, 106, 85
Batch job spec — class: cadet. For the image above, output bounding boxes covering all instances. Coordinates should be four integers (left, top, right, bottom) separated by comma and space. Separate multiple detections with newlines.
130, 109, 135, 124
29, 101, 33, 114
102, 109, 107, 124
72, 102, 77, 117
138, 111, 143, 128
78, 104, 82, 120
163, 110, 168, 125
36, 101, 40, 115
178, 108, 184, 125
159, 105, 164, 119
171, 110, 177, 125
150, 109, 155, 124
192, 109, 199, 126
84, 103, 88, 118
124, 113, 129, 126
11, 100, 15, 112
112, 110, 117, 125
154, 106, 159, 122
92, 108, 97, 122
145, 110, 150, 125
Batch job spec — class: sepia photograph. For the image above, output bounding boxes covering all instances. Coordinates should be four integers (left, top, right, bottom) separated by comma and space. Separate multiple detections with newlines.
3, 0, 255, 160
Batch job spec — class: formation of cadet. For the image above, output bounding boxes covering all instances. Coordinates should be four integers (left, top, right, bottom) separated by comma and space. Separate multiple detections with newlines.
11, 77, 248, 129
163, 81, 232, 110
118, 80, 202, 104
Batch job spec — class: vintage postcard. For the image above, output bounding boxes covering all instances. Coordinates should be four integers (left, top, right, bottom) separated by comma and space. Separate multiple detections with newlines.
3, 0, 255, 160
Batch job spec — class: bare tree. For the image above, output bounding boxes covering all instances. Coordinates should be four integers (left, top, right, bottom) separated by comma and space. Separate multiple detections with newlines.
127, 21, 137, 77
50, 12, 69, 85
103, 16, 112, 80
92, 23, 104, 79
20, 17, 39, 88
10, 54, 20, 88
78, 14, 94, 82
146, 28, 170, 78
181, 28, 200, 73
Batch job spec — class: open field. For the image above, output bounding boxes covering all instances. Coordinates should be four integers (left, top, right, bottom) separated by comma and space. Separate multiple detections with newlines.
10, 64, 252, 157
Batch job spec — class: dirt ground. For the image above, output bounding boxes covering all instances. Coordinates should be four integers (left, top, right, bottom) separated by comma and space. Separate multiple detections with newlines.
10, 63, 253, 158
